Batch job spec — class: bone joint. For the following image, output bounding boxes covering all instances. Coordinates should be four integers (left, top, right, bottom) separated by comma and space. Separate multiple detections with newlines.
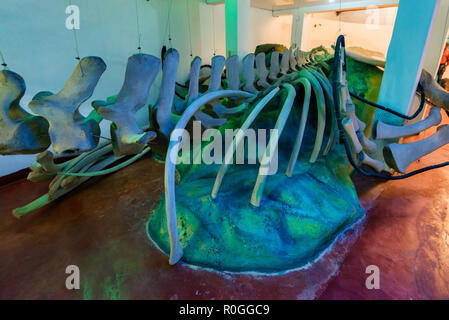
0, 70, 50, 155
93, 54, 160, 156
384, 124, 449, 173
374, 106, 442, 140
28, 56, 106, 155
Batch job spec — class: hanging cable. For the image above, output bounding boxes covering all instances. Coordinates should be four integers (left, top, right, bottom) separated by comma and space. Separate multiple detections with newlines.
350, 87, 426, 120
185, 0, 193, 57
333, 34, 449, 180
338, 0, 342, 35
68, 0, 81, 61
212, 5, 217, 56
0, 50, 7, 69
167, 0, 173, 48
135, 0, 142, 52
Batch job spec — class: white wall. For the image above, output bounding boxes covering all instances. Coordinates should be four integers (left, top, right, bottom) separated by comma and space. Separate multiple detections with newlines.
301, 7, 397, 56
0, 0, 204, 176
199, 3, 227, 64
0, 1, 292, 177
199, 4, 292, 62
249, 8, 292, 52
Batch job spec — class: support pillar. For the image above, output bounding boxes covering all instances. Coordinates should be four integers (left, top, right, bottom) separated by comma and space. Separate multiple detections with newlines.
225, 0, 250, 58
376, 0, 440, 125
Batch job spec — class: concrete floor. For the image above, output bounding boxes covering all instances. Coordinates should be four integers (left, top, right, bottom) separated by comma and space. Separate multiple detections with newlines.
1, 115, 449, 299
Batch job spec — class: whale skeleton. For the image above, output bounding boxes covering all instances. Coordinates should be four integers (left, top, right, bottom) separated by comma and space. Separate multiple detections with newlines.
5, 44, 395, 266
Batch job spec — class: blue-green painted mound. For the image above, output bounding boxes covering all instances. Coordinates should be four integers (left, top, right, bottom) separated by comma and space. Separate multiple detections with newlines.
148, 87, 365, 274
147, 152, 364, 273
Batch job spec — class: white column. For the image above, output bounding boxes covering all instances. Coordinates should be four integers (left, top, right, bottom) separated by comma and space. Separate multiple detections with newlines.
376, 0, 440, 125
408, 0, 449, 123
225, 0, 250, 58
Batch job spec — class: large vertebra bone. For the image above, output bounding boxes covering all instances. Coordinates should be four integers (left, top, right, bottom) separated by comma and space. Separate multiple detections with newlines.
209, 55, 225, 92
181, 56, 227, 129
0, 70, 50, 154
269, 51, 280, 81
374, 106, 442, 140
200, 55, 228, 126
28, 57, 106, 155
384, 125, 449, 173
175, 56, 201, 114
289, 46, 298, 71
242, 53, 258, 94
256, 52, 270, 88
225, 55, 240, 90
93, 54, 159, 156
187, 57, 202, 104
280, 49, 290, 74
156, 49, 179, 138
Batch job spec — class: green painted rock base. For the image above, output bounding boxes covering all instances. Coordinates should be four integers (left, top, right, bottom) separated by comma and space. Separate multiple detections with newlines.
147, 147, 364, 274
148, 85, 365, 274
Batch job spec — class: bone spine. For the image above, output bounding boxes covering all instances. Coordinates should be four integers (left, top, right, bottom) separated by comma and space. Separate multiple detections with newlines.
384, 125, 449, 173
226, 55, 240, 91
343, 117, 363, 153
359, 152, 385, 172
374, 106, 442, 140
255, 52, 269, 88
242, 54, 257, 93
269, 51, 280, 80
280, 49, 290, 74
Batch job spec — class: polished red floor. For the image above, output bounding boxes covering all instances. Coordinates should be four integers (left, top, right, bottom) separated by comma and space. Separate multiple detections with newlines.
1, 113, 449, 300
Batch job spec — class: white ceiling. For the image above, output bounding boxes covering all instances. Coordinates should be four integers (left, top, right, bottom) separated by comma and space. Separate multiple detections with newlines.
251, 0, 375, 11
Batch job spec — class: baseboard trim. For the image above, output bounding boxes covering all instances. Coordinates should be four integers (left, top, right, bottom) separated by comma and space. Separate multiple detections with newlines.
0, 168, 31, 187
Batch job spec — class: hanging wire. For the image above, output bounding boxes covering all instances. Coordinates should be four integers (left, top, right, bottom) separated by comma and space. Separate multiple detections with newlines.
0, 50, 7, 69
212, 5, 217, 56
135, 0, 142, 52
185, 0, 193, 57
338, 0, 342, 35
167, 0, 173, 48
68, 0, 81, 61
293, 16, 298, 48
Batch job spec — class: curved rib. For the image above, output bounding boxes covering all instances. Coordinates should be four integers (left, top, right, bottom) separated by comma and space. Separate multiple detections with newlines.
298, 69, 326, 163
286, 77, 312, 177
165, 90, 254, 265
13, 151, 120, 218
308, 69, 337, 156
250, 84, 297, 207
211, 87, 280, 199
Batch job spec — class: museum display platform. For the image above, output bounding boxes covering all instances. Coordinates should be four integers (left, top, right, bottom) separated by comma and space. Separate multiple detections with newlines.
1, 111, 448, 300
